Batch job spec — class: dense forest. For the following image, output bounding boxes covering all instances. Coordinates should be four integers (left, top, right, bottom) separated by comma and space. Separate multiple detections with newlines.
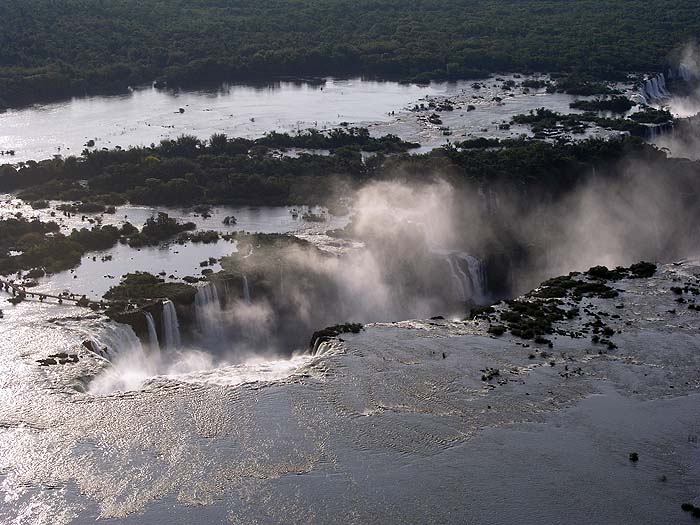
0, 133, 676, 208
0, 0, 699, 108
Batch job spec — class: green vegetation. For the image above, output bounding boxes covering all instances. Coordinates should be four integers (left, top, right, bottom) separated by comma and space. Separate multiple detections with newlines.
478, 263, 656, 344
487, 324, 506, 336
456, 137, 528, 149
570, 96, 635, 113
0, 217, 120, 275
179, 230, 222, 244
0, 212, 200, 275
0, 130, 417, 206
0, 0, 698, 108
55, 199, 122, 214
256, 128, 419, 152
103, 272, 196, 304
309, 322, 363, 349
127, 212, 195, 247
583, 262, 656, 280
547, 75, 618, 96
521, 79, 548, 90
629, 108, 675, 124
531, 275, 619, 300
0, 134, 671, 209
510, 107, 669, 137
29, 200, 49, 210
497, 299, 569, 340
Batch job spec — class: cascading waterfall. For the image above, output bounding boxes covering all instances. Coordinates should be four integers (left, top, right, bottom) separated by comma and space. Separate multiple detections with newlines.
648, 124, 659, 141
144, 312, 160, 351
432, 248, 488, 304
457, 253, 488, 304
242, 275, 251, 304
441, 253, 468, 301
681, 65, 693, 82
88, 319, 161, 394
90, 321, 145, 360
162, 300, 181, 350
194, 282, 225, 340
669, 64, 699, 83
644, 120, 674, 140
477, 186, 501, 216
638, 73, 670, 103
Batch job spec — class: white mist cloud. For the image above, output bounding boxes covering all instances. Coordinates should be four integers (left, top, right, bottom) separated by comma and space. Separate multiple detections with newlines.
91, 153, 700, 394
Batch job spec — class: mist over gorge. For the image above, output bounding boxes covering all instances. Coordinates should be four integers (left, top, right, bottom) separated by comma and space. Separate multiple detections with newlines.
90, 147, 700, 394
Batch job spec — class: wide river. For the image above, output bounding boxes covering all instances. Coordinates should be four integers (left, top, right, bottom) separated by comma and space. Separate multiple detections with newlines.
0, 75, 621, 163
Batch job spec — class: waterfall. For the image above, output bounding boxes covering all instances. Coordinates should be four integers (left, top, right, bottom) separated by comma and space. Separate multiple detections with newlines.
242, 275, 251, 304
634, 92, 649, 106
91, 321, 145, 359
476, 186, 500, 215
457, 253, 488, 304
162, 300, 181, 350
195, 282, 225, 340
432, 248, 489, 304
643, 78, 660, 100
651, 77, 661, 98
144, 312, 160, 350
443, 254, 468, 301
671, 64, 698, 83
645, 121, 673, 141
639, 73, 670, 102
87, 320, 161, 394
680, 64, 692, 82
648, 124, 658, 141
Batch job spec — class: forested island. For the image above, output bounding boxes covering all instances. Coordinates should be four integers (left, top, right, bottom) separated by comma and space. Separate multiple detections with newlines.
1, 0, 699, 108
0, 131, 670, 208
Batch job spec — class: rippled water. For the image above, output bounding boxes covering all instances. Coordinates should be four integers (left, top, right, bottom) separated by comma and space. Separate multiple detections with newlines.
1, 263, 699, 523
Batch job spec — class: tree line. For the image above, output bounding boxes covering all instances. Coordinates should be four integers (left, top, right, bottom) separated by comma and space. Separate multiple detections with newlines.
1, 0, 698, 108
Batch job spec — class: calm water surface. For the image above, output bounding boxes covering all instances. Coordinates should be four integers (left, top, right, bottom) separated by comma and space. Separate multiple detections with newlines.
0, 78, 461, 162
0, 75, 629, 163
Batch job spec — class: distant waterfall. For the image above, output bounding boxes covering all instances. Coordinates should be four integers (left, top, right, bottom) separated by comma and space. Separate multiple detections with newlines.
648, 124, 659, 140
443, 255, 469, 301
242, 275, 251, 304
457, 253, 488, 304
195, 281, 225, 340
669, 64, 699, 83
144, 312, 160, 350
433, 249, 489, 304
477, 186, 500, 215
638, 73, 670, 103
162, 300, 181, 350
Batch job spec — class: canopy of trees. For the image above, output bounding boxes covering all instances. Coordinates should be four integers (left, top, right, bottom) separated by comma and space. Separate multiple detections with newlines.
0, 132, 679, 210
0, 0, 698, 107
